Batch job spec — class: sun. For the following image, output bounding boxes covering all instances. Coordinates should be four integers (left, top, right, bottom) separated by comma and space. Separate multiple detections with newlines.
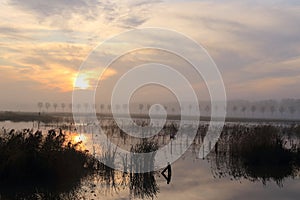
74, 73, 90, 89
73, 134, 87, 143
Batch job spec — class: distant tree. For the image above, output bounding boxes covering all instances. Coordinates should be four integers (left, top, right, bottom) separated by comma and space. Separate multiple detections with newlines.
84, 103, 89, 112
53, 103, 58, 112
45, 102, 51, 112
171, 107, 175, 114
232, 105, 238, 115
205, 105, 210, 114
76, 104, 81, 112
155, 104, 160, 112
139, 104, 144, 114
288, 106, 296, 118
260, 106, 266, 117
189, 104, 192, 115
279, 106, 285, 116
122, 104, 128, 114
147, 104, 151, 112
214, 105, 218, 112
241, 106, 247, 117
69, 103, 72, 111
100, 104, 105, 113
37, 102, 43, 112
61, 103, 66, 112
270, 105, 276, 116
116, 104, 121, 113
297, 99, 300, 114
164, 105, 168, 112
251, 105, 256, 117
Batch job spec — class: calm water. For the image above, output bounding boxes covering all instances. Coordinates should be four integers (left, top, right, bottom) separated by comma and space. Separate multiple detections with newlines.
0, 120, 299, 200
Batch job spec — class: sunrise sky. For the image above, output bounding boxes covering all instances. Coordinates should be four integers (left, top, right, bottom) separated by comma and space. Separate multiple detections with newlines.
0, 0, 300, 110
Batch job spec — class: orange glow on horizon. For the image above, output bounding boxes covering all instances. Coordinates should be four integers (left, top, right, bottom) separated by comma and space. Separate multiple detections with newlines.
74, 73, 90, 90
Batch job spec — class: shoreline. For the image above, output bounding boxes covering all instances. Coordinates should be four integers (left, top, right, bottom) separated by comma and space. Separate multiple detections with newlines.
0, 111, 299, 124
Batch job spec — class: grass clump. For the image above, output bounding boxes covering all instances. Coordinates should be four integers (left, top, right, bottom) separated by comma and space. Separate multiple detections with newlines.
0, 129, 97, 199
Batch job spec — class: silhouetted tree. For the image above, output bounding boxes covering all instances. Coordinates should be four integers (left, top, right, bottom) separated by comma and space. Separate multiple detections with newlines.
251, 105, 256, 117
53, 103, 58, 112
164, 105, 168, 113
232, 105, 238, 116
115, 104, 120, 113
171, 107, 175, 114
61, 103, 66, 112
100, 104, 105, 114
279, 106, 285, 116
69, 103, 72, 111
155, 104, 160, 112
122, 104, 128, 112
289, 106, 296, 118
139, 104, 144, 114
260, 106, 266, 117
189, 104, 192, 115
147, 104, 151, 112
76, 104, 81, 113
270, 105, 276, 116
37, 102, 43, 112
241, 106, 247, 117
84, 103, 89, 112
205, 105, 210, 115
45, 102, 51, 112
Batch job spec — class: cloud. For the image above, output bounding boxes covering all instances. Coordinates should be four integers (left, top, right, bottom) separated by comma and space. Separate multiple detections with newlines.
9, 0, 161, 29
1, 0, 300, 110
142, 0, 300, 100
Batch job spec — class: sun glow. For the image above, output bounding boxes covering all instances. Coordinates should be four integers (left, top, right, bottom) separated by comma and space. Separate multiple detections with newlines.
73, 134, 87, 144
74, 73, 90, 89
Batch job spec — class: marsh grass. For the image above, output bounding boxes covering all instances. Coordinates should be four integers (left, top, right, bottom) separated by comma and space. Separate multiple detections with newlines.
0, 129, 97, 199
211, 125, 300, 186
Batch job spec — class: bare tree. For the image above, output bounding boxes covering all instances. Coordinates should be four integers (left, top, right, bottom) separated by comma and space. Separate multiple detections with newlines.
171, 107, 175, 114
205, 105, 210, 115
61, 103, 66, 112
84, 103, 89, 112
279, 106, 285, 117
76, 104, 81, 113
241, 106, 247, 117
147, 104, 151, 112
53, 103, 58, 112
122, 104, 128, 113
260, 106, 266, 117
232, 105, 238, 116
189, 104, 192, 115
116, 104, 121, 113
107, 104, 111, 113
37, 102, 43, 112
139, 104, 144, 114
251, 105, 256, 118
45, 102, 51, 112
288, 106, 296, 118
100, 104, 105, 114
270, 105, 276, 116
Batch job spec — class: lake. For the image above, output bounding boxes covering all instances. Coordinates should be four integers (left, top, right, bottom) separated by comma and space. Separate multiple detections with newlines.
0, 119, 299, 200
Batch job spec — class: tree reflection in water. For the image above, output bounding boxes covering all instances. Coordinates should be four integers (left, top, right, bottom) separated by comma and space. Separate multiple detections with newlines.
206, 125, 300, 186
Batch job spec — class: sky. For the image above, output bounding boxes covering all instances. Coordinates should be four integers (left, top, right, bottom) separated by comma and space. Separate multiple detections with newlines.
0, 0, 300, 111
